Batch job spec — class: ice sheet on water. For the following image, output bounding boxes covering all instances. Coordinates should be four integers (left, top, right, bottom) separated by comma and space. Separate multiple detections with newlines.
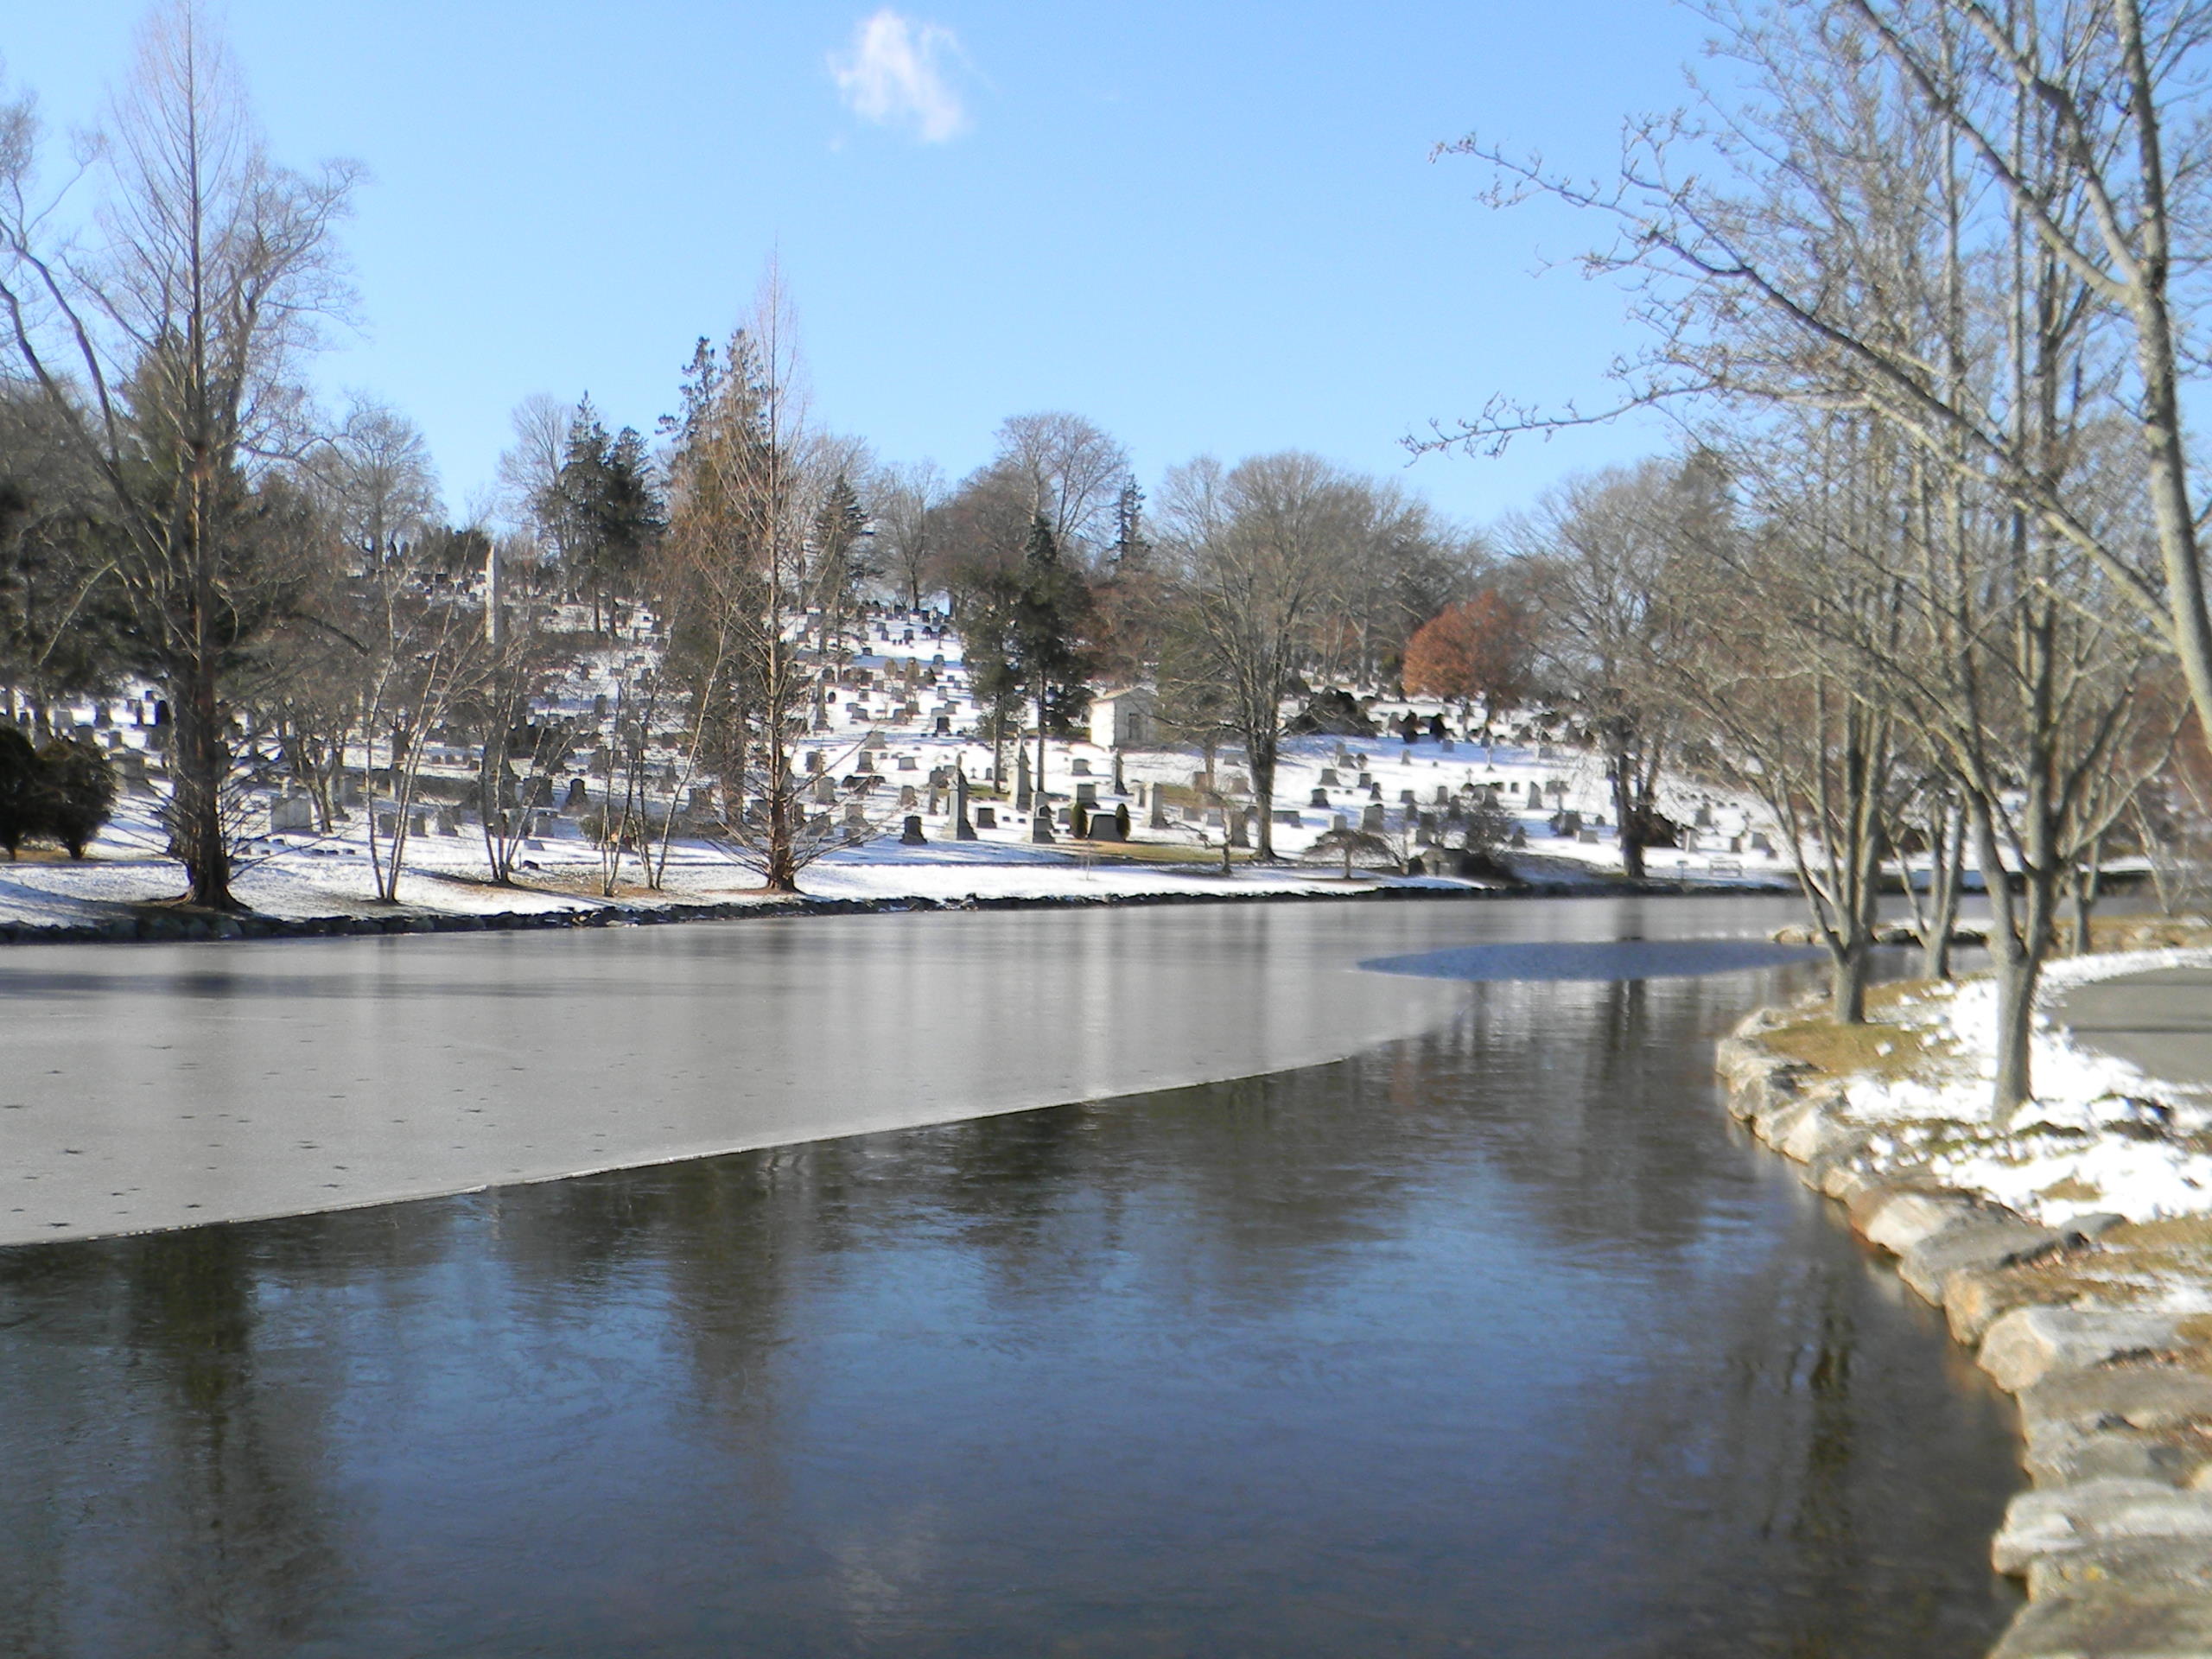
1359, 938, 1825, 983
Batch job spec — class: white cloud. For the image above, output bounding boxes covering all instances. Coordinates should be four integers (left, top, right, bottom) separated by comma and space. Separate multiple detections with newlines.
830, 10, 969, 144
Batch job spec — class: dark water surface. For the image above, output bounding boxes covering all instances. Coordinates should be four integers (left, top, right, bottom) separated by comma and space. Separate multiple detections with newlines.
0, 906, 2021, 1657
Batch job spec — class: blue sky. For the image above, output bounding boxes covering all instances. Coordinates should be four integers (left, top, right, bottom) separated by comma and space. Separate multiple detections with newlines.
9, 3, 1713, 530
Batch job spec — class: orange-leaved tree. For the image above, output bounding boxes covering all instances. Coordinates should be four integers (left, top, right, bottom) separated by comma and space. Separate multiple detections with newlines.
1402, 589, 1532, 748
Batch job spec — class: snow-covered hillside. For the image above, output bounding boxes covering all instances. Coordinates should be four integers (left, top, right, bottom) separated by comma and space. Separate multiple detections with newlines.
0, 605, 1793, 931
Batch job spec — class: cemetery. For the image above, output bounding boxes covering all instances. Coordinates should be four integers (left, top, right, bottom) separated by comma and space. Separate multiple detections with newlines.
0, 605, 1796, 942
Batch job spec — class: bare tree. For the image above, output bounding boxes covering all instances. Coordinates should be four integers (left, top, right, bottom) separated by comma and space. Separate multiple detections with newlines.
661, 269, 877, 893
1435, 0, 2212, 818
1660, 427, 1913, 1020
1160, 453, 1357, 860
312, 395, 440, 564
874, 458, 946, 609
1506, 461, 1695, 880
995, 411, 1130, 561
0, 3, 359, 908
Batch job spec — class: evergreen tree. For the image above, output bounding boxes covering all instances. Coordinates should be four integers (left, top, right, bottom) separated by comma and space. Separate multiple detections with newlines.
1110, 476, 1150, 569
808, 471, 871, 638
554, 400, 664, 632
0, 724, 37, 858
35, 735, 118, 859
1008, 514, 1094, 797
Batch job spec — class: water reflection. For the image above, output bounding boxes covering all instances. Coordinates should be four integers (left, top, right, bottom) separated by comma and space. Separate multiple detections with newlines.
0, 957, 2018, 1657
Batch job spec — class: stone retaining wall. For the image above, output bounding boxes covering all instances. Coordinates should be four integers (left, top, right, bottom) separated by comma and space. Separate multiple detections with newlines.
1719, 1008, 2212, 1658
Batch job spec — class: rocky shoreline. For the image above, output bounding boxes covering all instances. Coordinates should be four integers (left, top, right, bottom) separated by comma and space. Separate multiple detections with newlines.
0, 871, 1758, 946
1719, 1010, 2212, 1658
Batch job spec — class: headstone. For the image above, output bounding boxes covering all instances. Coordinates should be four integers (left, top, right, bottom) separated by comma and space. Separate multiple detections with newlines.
1695, 804, 1714, 829
843, 800, 868, 824
975, 806, 997, 830
1075, 782, 1097, 806
1148, 791, 1168, 831
1015, 748, 1033, 812
1319, 768, 1340, 786
1360, 804, 1385, 833
1228, 809, 1249, 849
1357, 772, 1372, 790
593, 694, 607, 718
1399, 789, 1415, 805
1031, 810, 1055, 843
954, 769, 976, 840
899, 815, 926, 845
935, 716, 951, 735
1435, 785, 1452, 804
806, 750, 824, 773
1333, 813, 1350, 832
899, 785, 918, 810
1510, 825, 1527, 848
1113, 752, 1127, 794
813, 775, 836, 804
269, 794, 314, 833
1366, 782, 1382, 801
1310, 788, 1331, 808
1578, 827, 1600, 844
1071, 758, 1092, 777
896, 754, 918, 771
437, 807, 460, 836
1274, 809, 1303, 827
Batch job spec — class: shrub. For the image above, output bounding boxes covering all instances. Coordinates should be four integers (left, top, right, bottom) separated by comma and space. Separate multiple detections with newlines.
37, 736, 119, 858
0, 726, 37, 857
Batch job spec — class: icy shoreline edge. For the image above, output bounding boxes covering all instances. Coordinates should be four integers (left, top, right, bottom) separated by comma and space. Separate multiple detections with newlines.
0, 874, 1756, 946
1719, 1014, 2212, 1659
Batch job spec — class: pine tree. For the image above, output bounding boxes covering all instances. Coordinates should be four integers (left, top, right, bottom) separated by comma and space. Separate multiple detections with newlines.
1008, 514, 1094, 801
553, 400, 664, 632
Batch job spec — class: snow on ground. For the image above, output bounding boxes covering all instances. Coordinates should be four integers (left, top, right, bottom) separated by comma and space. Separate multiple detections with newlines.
1815, 946, 2212, 1225
1, 606, 1796, 929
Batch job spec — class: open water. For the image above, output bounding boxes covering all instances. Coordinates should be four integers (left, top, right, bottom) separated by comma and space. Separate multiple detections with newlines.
0, 898, 2020, 1656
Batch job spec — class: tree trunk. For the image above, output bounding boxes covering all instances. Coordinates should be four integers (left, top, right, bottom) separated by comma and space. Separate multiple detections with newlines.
169, 655, 236, 909
1251, 736, 1277, 860
1993, 953, 2036, 1120
1828, 938, 1872, 1025
1922, 807, 1966, 982
1611, 752, 1645, 881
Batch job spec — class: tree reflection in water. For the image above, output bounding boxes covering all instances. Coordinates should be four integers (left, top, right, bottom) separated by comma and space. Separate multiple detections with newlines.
0, 957, 2019, 1658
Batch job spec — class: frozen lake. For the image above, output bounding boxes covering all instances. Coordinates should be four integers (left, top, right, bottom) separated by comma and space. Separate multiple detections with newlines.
0, 893, 2021, 1656
3, 896, 1808, 1246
